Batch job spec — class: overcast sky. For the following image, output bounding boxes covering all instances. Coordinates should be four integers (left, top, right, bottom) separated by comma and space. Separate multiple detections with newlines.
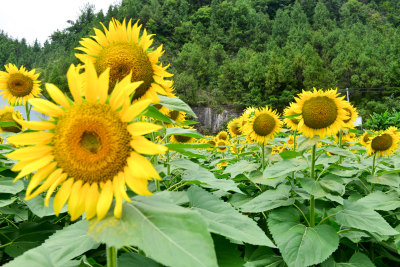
0, 0, 121, 45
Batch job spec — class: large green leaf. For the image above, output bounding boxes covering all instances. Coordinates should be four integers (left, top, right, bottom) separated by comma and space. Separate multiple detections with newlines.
187, 186, 275, 247
300, 178, 329, 198
263, 158, 308, 178
319, 175, 345, 196
324, 146, 356, 158
166, 127, 204, 139
366, 173, 400, 187
118, 252, 162, 267
158, 95, 197, 118
4, 221, 99, 267
321, 252, 375, 267
0, 177, 24, 194
333, 200, 398, 235
223, 160, 259, 178
21, 194, 68, 217
244, 246, 285, 267
268, 207, 339, 267
357, 191, 400, 211
144, 106, 174, 124
89, 197, 218, 267
214, 235, 245, 267
239, 184, 294, 213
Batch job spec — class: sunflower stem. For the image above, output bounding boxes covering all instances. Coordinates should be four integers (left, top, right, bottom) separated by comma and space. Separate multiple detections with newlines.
338, 130, 343, 163
310, 144, 317, 227
25, 103, 31, 121
106, 245, 118, 267
261, 141, 265, 171
291, 131, 297, 181
371, 153, 377, 176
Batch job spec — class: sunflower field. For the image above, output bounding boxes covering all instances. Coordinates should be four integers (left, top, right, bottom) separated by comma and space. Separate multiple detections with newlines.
1, 18, 400, 267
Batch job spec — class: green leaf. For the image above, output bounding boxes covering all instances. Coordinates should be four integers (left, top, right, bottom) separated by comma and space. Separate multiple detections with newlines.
214, 235, 245, 267
166, 143, 211, 150
4, 221, 99, 267
333, 200, 398, 235
297, 135, 320, 151
223, 160, 258, 178
279, 151, 301, 160
239, 184, 294, 213
22, 194, 68, 217
324, 146, 356, 158
158, 95, 197, 118
248, 170, 286, 188
366, 173, 400, 187
89, 197, 218, 267
118, 252, 162, 267
166, 127, 204, 139
0, 195, 17, 207
187, 186, 275, 247
321, 252, 375, 267
0, 177, 24, 194
357, 191, 400, 211
268, 207, 339, 267
144, 106, 174, 124
319, 175, 345, 196
263, 158, 308, 178
244, 246, 285, 267
300, 178, 329, 198
0, 121, 20, 128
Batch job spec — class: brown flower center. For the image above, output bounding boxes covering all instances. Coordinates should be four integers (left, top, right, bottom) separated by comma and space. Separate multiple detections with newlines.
371, 133, 393, 151
302, 96, 338, 129
7, 73, 34, 97
252, 113, 276, 136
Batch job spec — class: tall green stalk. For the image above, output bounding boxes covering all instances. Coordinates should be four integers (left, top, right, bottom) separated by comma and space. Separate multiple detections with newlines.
106, 246, 117, 267
310, 144, 317, 227
371, 153, 377, 176
291, 131, 297, 181
261, 141, 265, 171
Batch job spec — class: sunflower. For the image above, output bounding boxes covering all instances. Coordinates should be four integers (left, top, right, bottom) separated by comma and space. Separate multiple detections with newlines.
360, 131, 373, 146
227, 118, 242, 137
0, 63, 41, 105
342, 101, 358, 129
205, 136, 216, 150
216, 131, 229, 141
387, 126, 400, 139
7, 62, 167, 221
283, 102, 300, 131
75, 18, 172, 103
0, 106, 24, 133
165, 109, 186, 127
170, 127, 195, 144
243, 106, 281, 144
293, 88, 347, 138
367, 130, 399, 157
240, 106, 256, 129
216, 140, 229, 153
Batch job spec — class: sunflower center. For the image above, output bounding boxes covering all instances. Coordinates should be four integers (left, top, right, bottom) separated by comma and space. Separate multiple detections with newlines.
168, 110, 180, 121
0, 112, 21, 132
253, 113, 276, 136
7, 73, 33, 97
95, 43, 154, 100
53, 102, 131, 183
343, 108, 352, 123
218, 132, 228, 140
174, 135, 191, 143
302, 96, 338, 129
231, 125, 241, 135
371, 133, 393, 151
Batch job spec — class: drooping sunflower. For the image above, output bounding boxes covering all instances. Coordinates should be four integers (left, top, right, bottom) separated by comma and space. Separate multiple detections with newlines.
342, 101, 358, 129
293, 88, 347, 138
360, 131, 373, 146
0, 106, 24, 133
7, 62, 167, 221
216, 130, 229, 141
283, 102, 300, 131
227, 118, 242, 137
243, 106, 281, 144
216, 140, 229, 153
165, 109, 186, 127
0, 63, 41, 105
75, 18, 172, 103
367, 130, 399, 157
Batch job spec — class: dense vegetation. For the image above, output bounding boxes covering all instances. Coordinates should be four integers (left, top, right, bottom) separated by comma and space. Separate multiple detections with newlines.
1, 0, 400, 118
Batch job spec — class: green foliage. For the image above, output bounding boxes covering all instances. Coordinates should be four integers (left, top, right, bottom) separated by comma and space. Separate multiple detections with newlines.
363, 109, 400, 130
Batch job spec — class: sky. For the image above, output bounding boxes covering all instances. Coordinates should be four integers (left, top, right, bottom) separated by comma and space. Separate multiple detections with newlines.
0, 0, 121, 45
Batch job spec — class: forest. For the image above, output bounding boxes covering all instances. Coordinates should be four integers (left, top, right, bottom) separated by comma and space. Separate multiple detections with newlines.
1, 0, 400, 118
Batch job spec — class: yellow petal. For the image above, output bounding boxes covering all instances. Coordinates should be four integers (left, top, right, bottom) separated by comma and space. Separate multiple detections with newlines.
7, 145, 52, 161
46, 83, 70, 108
29, 99, 64, 117
127, 122, 162, 136
98, 68, 110, 104
25, 168, 63, 200
67, 64, 82, 104
118, 172, 131, 202
7, 132, 54, 146
44, 173, 68, 206
125, 174, 152, 196
130, 136, 167, 155
25, 162, 57, 195
12, 115, 55, 130
110, 81, 143, 111
15, 155, 54, 181
68, 180, 84, 221
96, 180, 113, 221
120, 99, 151, 122
54, 178, 74, 216
113, 177, 123, 219
128, 152, 161, 180
85, 183, 99, 220
84, 62, 99, 103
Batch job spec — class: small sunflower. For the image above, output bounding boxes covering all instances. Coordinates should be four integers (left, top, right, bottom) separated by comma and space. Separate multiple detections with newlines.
342, 101, 358, 129
165, 109, 186, 128
75, 18, 172, 103
227, 118, 242, 137
170, 127, 195, 144
7, 62, 167, 221
243, 106, 281, 144
217, 161, 228, 169
293, 88, 347, 138
367, 130, 399, 157
0, 106, 24, 133
387, 126, 400, 139
216, 131, 229, 141
360, 131, 373, 146
205, 136, 216, 150
283, 102, 300, 131
240, 107, 256, 128
216, 140, 229, 153
0, 63, 41, 105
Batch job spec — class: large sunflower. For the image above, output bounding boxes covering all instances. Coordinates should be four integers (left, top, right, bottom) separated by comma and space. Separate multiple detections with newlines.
75, 18, 172, 103
243, 106, 281, 144
293, 88, 347, 138
227, 118, 242, 137
0, 106, 24, 133
283, 102, 300, 131
7, 62, 167, 221
0, 63, 41, 105
367, 130, 399, 157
